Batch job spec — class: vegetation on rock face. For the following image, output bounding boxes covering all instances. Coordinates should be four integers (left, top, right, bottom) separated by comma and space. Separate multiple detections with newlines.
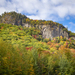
0, 11, 75, 37
0, 23, 75, 75
0, 11, 27, 25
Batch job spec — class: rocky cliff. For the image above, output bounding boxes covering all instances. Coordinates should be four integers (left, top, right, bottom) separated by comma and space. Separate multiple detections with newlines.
0, 12, 27, 26
0, 11, 75, 40
22, 23, 69, 40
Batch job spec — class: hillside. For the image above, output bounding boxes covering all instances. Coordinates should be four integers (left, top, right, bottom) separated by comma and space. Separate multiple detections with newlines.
0, 11, 27, 25
0, 11, 75, 39
0, 23, 75, 75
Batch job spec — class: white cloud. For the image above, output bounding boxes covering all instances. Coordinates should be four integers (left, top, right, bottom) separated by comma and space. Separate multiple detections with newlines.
69, 22, 75, 26
0, 0, 6, 6
64, 25, 68, 28
68, 22, 75, 33
0, 0, 75, 20
66, 16, 70, 20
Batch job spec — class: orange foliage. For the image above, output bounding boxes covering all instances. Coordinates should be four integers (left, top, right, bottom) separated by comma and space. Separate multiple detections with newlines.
1, 26, 3, 29
26, 46, 33, 51
21, 28, 22, 30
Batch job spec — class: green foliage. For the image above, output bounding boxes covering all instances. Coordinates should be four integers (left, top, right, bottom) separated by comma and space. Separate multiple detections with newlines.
0, 23, 49, 50
67, 30, 75, 37
47, 54, 59, 75
43, 38, 49, 43
36, 35, 43, 41
69, 32, 75, 37
58, 54, 73, 75
0, 39, 35, 75
0, 23, 75, 75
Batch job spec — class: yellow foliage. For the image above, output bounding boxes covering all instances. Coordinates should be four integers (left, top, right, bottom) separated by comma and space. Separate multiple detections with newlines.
2, 57, 8, 67
60, 36, 63, 39
2, 57, 7, 60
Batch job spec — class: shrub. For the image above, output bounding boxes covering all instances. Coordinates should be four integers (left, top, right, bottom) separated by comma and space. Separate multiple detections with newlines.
58, 54, 73, 75
43, 38, 49, 43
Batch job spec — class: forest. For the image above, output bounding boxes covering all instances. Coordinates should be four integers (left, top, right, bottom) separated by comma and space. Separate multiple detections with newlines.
0, 23, 75, 75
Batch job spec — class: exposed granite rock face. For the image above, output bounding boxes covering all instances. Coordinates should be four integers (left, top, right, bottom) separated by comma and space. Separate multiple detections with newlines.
71, 37, 75, 40
42, 25, 52, 39
22, 23, 31, 27
63, 31, 69, 39
22, 23, 69, 40
42, 25, 69, 40
1, 15, 22, 26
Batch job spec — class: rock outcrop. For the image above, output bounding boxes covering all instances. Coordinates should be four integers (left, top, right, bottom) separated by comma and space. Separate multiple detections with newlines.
1, 14, 22, 25
22, 23, 69, 40
0, 12, 70, 40
71, 37, 75, 40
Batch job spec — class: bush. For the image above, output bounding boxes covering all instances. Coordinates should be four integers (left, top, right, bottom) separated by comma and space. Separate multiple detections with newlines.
43, 38, 49, 43
58, 54, 73, 75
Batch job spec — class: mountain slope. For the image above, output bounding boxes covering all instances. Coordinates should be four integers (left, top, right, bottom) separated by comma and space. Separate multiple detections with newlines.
0, 11, 75, 38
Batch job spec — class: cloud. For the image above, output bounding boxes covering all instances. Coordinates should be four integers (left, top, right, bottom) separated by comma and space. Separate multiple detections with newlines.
0, 0, 75, 20
66, 16, 70, 20
64, 25, 68, 28
68, 22, 75, 33
69, 22, 75, 26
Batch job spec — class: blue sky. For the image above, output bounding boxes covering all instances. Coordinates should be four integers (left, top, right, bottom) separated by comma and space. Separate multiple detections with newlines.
0, 0, 75, 33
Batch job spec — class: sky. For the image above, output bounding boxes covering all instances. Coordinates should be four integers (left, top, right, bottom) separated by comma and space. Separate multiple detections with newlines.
0, 0, 75, 33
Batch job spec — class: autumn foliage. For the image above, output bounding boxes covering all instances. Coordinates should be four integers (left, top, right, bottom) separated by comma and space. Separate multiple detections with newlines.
0, 23, 75, 75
